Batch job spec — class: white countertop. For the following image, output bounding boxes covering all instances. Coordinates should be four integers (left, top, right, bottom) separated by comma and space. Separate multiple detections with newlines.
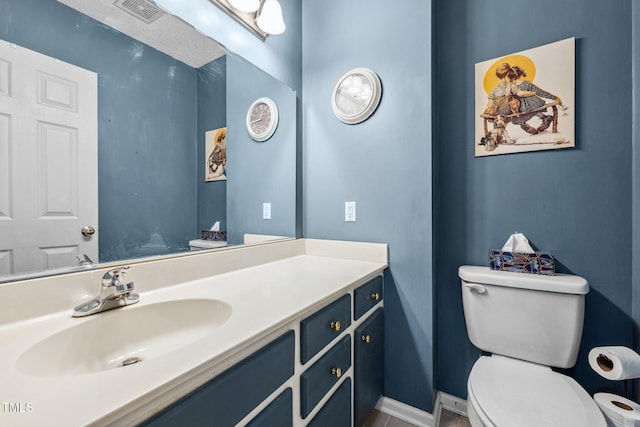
0, 239, 387, 426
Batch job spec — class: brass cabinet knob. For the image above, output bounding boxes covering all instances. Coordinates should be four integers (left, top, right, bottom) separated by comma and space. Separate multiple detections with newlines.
81, 226, 95, 237
330, 320, 341, 332
331, 367, 342, 378
361, 335, 371, 344
371, 292, 381, 301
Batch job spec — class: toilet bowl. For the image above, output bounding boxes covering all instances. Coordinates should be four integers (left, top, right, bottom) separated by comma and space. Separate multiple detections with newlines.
459, 266, 606, 427
467, 355, 605, 426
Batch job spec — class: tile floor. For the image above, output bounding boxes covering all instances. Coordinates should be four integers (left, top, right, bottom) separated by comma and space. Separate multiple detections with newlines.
439, 409, 472, 427
363, 409, 471, 427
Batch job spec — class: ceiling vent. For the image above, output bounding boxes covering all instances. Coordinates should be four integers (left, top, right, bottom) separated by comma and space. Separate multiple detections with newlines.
114, 0, 165, 24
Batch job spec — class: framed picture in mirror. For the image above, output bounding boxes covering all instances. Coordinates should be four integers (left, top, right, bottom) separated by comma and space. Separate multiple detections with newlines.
206, 127, 227, 181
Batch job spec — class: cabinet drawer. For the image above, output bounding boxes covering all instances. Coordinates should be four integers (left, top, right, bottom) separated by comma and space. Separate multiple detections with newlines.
306, 378, 352, 427
300, 335, 351, 419
140, 330, 295, 427
355, 308, 384, 427
300, 294, 351, 364
246, 388, 292, 427
354, 275, 383, 320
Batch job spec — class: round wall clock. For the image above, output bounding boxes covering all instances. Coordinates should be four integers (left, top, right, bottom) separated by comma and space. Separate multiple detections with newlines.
331, 68, 382, 124
246, 97, 279, 142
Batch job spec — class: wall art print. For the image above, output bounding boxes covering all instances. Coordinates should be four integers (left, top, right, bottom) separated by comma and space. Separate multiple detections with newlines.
205, 127, 227, 181
475, 37, 575, 157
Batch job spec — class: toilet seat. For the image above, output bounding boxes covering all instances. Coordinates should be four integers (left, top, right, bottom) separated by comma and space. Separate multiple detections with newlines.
467, 355, 606, 427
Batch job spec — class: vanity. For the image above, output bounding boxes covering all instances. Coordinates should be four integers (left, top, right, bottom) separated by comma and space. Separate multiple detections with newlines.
0, 238, 387, 426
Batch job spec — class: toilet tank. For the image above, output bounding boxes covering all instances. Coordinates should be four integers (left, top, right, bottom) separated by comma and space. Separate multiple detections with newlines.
459, 266, 589, 369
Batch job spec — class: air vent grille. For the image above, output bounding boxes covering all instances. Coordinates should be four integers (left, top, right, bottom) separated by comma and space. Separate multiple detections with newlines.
114, 0, 165, 24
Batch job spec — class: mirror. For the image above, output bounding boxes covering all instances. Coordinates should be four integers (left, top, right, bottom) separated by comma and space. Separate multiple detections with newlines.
0, 0, 297, 282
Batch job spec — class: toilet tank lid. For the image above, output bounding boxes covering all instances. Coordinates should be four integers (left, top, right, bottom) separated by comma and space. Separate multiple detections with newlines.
458, 265, 589, 295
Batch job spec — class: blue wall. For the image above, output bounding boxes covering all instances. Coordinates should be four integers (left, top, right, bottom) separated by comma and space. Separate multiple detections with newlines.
435, 0, 633, 400
226, 54, 297, 245
197, 57, 228, 234
155, 0, 304, 240
302, 0, 435, 411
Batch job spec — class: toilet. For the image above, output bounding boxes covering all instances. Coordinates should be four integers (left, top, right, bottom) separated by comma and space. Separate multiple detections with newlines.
459, 265, 606, 426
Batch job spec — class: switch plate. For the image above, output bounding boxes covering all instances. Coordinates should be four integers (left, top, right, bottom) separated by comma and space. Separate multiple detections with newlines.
263, 202, 271, 220
345, 201, 356, 222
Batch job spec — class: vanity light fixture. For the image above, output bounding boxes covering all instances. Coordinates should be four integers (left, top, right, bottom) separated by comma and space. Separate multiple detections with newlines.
223, 0, 285, 36
228, 0, 260, 13
255, 0, 286, 35
154, 0, 285, 40
215, 0, 286, 38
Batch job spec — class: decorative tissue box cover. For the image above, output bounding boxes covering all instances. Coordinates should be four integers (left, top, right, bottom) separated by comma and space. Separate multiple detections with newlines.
201, 230, 227, 241
489, 250, 555, 275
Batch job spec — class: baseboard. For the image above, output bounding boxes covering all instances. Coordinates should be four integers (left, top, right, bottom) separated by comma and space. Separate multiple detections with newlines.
375, 396, 435, 427
375, 392, 468, 427
438, 391, 468, 417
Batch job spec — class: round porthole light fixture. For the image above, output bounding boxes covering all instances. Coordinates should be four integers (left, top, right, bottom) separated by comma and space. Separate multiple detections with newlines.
331, 68, 382, 124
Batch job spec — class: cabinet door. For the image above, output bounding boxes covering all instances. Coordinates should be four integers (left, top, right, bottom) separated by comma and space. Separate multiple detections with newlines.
300, 294, 351, 364
140, 330, 294, 427
354, 308, 384, 427
246, 388, 292, 427
354, 275, 383, 320
306, 378, 352, 427
300, 335, 351, 419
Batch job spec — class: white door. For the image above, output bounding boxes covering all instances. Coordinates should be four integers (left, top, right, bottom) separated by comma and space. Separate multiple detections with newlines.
0, 40, 98, 276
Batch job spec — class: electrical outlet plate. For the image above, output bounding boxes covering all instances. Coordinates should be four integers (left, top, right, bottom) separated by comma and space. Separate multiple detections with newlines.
345, 201, 356, 222
263, 203, 271, 220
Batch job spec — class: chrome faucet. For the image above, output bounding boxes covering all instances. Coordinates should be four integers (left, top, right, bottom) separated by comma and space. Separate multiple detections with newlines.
72, 267, 139, 317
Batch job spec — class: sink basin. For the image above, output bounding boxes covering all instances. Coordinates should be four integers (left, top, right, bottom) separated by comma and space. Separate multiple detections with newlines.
16, 298, 232, 377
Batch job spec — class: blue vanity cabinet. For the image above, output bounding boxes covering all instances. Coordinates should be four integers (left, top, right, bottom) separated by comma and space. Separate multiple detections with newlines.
139, 273, 384, 427
354, 308, 384, 427
300, 335, 351, 419
354, 275, 383, 320
140, 330, 295, 427
299, 294, 353, 422
300, 294, 352, 364
246, 388, 293, 427
306, 377, 352, 427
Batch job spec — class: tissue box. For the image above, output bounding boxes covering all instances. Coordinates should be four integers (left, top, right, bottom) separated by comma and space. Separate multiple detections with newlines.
201, 230, 227, 241
489, 250, 555, 275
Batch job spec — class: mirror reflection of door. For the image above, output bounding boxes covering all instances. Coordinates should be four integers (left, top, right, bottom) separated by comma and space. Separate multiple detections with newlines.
0, 40, 98, 276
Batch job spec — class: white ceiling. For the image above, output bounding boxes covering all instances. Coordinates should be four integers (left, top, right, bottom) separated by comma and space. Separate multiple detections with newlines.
57, 0, 226, 68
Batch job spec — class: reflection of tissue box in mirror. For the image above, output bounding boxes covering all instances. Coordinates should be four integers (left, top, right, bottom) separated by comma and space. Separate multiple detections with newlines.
489, 250, 555, 275
201, 230, 227, 241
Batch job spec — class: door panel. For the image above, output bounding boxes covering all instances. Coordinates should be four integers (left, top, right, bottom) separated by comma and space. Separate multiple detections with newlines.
0, 40, 97, 276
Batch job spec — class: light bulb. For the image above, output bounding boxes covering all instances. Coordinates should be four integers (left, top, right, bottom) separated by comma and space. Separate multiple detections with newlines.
256, 0, 285, 35
228, 0, 260, 13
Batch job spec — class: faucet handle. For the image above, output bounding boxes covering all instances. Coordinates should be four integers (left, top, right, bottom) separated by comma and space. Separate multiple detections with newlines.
76, 254, 94, 265
102, 266, 131, 288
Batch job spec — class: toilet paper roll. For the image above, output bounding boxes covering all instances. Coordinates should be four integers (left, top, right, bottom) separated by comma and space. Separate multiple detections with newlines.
594, 393, 640, 427
589, 347, 640, 381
